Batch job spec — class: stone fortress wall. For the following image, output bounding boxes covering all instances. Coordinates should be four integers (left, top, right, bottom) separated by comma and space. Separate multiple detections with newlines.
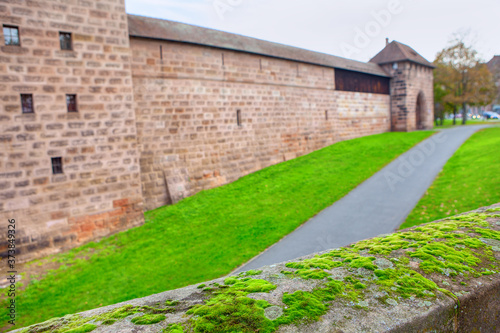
130, 37, 391, 209
0, 0, 434, 260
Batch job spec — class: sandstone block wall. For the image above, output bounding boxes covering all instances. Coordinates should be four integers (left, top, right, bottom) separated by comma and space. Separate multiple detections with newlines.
382, 62, 434, 132
336, 91, 390, 141
0, 0, 144, 261
130, 38, 391, 210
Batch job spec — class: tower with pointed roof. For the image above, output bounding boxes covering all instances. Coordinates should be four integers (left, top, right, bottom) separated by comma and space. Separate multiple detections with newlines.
371, 41, 435, 131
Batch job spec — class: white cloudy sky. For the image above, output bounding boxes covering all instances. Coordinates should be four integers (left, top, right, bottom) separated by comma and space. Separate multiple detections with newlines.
125, 0, 499, 63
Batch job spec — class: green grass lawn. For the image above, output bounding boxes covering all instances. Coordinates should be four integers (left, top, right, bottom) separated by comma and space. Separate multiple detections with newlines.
401, 127, 500, 229
2, 131, 433, 330
434, 118, 500, 129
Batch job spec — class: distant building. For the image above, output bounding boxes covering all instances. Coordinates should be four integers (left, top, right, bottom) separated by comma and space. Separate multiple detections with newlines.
487, 56, 500, 106
0, 0, 434, 261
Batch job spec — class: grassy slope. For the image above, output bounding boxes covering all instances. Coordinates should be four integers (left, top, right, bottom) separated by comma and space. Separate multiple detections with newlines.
401, 127, 500, 229
434, 119, 500, 129
2, 131, 432, 329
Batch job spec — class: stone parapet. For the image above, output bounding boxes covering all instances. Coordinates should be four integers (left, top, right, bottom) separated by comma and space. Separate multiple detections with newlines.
14, 204, 500, 332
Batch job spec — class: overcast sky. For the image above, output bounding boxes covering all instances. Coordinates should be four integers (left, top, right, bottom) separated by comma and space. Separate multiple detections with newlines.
125, 0, 499, 64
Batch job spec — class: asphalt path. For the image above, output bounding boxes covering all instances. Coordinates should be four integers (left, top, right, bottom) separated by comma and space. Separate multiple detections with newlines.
236, 125, 490, 272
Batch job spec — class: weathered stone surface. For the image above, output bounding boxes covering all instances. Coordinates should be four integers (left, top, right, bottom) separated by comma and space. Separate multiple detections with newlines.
14, 204, 500, 333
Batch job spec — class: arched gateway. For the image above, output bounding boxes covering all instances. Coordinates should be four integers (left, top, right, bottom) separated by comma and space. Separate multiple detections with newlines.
416, 92, 426, 130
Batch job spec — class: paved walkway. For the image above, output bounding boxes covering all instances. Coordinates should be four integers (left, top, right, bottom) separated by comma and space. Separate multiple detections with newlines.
236, 125, 490, 272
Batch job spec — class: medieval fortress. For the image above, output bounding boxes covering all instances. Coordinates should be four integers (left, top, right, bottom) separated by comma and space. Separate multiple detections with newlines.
0, 0, 434, 260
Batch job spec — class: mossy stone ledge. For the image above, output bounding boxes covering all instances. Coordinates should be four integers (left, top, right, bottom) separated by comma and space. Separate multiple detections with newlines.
14, 204, 500, 333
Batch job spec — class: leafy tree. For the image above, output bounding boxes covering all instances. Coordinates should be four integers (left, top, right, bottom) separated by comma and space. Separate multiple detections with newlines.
433, 76, 455, 126
433, 39, 496, 125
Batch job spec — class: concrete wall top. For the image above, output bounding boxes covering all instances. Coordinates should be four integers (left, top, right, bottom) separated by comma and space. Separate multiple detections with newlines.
15, 204, 500, 332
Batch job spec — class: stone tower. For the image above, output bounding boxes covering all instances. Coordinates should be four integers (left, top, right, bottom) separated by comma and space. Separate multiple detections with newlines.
370, 41, 435, 131
0, 0, 144, 261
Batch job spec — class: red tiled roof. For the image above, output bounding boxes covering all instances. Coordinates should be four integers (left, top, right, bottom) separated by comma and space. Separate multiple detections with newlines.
127, 14, 389, 77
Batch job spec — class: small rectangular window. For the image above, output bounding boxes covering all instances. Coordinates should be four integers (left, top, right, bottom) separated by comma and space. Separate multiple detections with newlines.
59, 32, 72, 50
66, 94, 77, 112
3, 25, 20, 46
51, 157, 63, 175
21, 94, 34, 113
236, 110, 242, 127
325, 110, 329, 121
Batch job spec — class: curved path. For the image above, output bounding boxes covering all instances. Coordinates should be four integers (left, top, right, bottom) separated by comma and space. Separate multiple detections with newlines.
236, 125, 490, 272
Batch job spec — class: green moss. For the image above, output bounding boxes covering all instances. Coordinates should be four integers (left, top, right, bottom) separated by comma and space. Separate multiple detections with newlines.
315, 280, 345, 300
197, 284, 206, 289
348, 256, 377, 270
165, 300, 180, 307
223, 277, 238, 285
101, 319, 116, 325
105, 305, 139, 319
163, 323, 185, 332
281, 212, 500, 313
354, 282, 366, 289
190, 296, 273, 332
374, 267, 439, 298
286, 257, 343, 270
186, 278, 277, 332
445, 213, 491, 226
63, 324, 97, 333
19, 304, 172, 332
409, 243, 482, 276
284, 257, 343, 280
240, 270, 263, 276
275, 291, 327, 325
474, 228, 500, 241
296, 269, 330, 280
131, 314, 166, 325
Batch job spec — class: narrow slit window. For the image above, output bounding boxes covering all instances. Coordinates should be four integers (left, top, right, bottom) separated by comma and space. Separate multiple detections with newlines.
66, 94, 77, 112
3, 25, 20, 46
59, 32, 72, 50
21, 94, 34, 113
236, 110, 241, 127
51, 157, 63, 175
325, 110, 329, 121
